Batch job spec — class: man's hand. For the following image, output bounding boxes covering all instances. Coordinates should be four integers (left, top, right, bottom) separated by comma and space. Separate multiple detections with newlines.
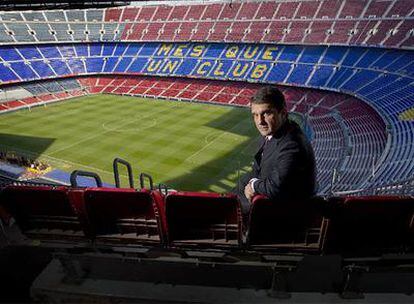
244, 182, 255, 203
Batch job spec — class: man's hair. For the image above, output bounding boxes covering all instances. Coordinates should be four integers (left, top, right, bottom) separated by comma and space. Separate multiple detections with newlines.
251, 86, 286, 112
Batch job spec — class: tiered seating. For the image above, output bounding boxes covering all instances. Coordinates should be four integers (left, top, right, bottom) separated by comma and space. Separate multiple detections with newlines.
5, 34, 412, 191
31, 23, 56, 42
363, 0, 390, 17
81, 187, 165, 245
1, 78, 85, 112
1, 184, 413, 257
0, 0, 411, 48
3, 42, 411, 90
7, 176, 414, 301
86, 9, 104, 22
332, 99, 387, 191
310, 115, 346, 193
165, 192, 242, 248
6, 23, 35, 42
104, 7, 122, 22
44, 10, 65, 21
0, 0, 411, 197
247, 195, 328, 253
75, 74, 391, 194
325, 196, 414, 256
1, 185, 88, 242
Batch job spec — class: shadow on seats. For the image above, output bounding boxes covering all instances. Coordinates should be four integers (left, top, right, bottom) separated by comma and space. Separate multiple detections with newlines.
325, 195, 414, 256
165, 192, 242, 249
1, 185, 88, 242
79, 187, 165, 246
246, 195, 329, 253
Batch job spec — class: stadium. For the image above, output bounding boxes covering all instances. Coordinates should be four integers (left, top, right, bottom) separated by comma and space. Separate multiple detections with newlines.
0, 0, 413, 302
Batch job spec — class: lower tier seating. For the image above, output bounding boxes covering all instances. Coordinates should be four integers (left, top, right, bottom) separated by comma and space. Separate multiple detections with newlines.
4, 75, 411, 195
76, 75, 388, 194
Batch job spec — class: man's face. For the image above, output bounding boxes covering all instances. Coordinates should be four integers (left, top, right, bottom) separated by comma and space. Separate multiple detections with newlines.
251, 103, 286, 137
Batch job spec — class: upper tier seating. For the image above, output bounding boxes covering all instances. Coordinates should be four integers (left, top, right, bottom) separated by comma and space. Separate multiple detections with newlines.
0, 0, 412, 48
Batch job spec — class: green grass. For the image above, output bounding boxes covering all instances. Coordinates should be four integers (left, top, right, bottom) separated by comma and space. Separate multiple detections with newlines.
0, 94, 259, 192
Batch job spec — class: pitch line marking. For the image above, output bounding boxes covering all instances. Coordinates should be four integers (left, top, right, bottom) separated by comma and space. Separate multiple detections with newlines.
184, 118, 249, 163
42, 98, 155, 155
47, 107, 166, 156
102, 116, 157, 133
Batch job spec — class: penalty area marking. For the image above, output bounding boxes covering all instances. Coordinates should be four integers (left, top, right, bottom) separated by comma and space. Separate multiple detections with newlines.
48, 112, 157, 156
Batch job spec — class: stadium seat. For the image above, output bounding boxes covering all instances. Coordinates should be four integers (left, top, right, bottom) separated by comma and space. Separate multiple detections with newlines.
165, 192, 242, 249
0, 185, 89, 242
246, 195, 329, 253
325, 195, 414, 256
79, 187, 166, 246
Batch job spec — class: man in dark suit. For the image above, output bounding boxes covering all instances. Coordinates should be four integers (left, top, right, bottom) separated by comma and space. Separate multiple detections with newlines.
236, 86, 316, 215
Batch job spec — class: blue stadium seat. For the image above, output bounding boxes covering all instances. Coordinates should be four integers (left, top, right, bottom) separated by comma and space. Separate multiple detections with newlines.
287, 64, 314, 85
11, 62, 38, 80
299, 47, 325, 64
89, 44, 102, 56
308, 66, 334, 87
38, 46, 62, 59
67, 59, 86, 74
31, 61, 55, 78
0, 47, 22, 61
103, 57, 118, 73
49, 59, 71, 76
0, 63, 19, 82
266, 63, 291, 82
114, 57, 133, 73
86, 58, 104, 73
19, 46, 43, 60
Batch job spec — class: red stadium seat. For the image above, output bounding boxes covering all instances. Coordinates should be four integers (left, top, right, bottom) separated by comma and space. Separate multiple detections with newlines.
325, 196, 414, 256
79, 187, 165, 246
246, 195, 329, 253
0, 185, 89, 242
165, 192, 242, 249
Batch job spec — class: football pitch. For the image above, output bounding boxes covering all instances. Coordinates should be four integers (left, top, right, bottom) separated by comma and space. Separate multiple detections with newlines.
0, 94, 259, 192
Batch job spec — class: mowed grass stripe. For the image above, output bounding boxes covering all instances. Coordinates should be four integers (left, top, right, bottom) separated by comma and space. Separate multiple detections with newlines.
1, 94, 257, 192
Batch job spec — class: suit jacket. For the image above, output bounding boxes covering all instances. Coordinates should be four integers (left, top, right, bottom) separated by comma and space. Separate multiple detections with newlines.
237, 120, 316, 213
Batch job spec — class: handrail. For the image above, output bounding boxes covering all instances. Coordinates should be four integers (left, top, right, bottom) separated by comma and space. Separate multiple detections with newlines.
113, 158, 134, 189
139, 173, 154, 190
70, 170, 103, 188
